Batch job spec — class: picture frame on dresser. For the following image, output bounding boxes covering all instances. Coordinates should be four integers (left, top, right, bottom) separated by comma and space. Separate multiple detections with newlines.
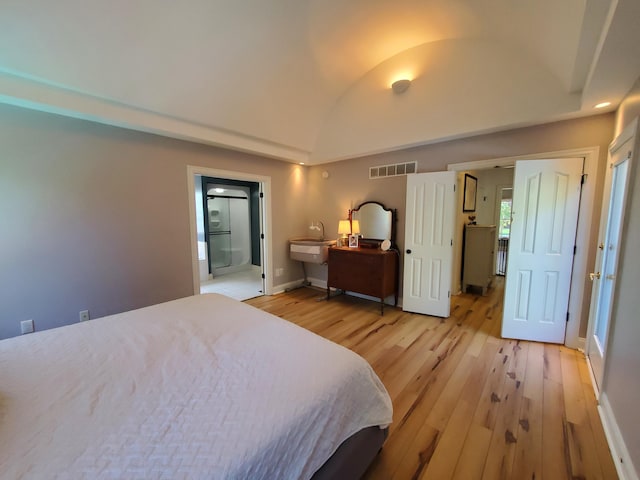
348, 234, 359, 248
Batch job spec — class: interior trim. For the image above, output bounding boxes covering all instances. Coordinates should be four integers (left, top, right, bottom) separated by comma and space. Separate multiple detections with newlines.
598, 392, 639, 480
0, 70, 310, 164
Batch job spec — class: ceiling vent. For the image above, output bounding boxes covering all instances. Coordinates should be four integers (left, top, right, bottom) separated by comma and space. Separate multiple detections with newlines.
369, 161, 417, 179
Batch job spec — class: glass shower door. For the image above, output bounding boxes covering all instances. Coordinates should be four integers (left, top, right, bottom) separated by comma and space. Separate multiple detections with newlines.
207, 197, 232, 270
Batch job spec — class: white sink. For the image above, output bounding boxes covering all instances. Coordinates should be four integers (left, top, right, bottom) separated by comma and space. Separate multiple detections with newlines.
289, 238, 336, 264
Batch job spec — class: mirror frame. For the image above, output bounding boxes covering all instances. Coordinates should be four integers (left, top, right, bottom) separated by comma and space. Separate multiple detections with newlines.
349, 201, 397, 248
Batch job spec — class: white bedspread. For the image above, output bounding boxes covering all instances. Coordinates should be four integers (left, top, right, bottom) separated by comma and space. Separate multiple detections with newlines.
0, 294, 392, 479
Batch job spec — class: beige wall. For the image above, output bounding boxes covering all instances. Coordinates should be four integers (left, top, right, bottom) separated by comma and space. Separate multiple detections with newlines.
0, 104, 615, 341
0, 104, 308, 339
307, 113, 614, 334
602, 76, 640, 475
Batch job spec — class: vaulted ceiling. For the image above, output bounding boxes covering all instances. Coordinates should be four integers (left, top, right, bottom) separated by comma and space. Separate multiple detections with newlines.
1, 0, 639, 165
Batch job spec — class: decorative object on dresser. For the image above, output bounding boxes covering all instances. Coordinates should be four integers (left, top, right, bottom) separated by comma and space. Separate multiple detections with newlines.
327, 201, 399, 314
462, 224, 496, 295
338, 219, 351, 247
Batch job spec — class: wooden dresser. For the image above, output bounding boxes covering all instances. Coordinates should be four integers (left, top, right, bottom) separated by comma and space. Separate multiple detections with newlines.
327, 247, 398, 314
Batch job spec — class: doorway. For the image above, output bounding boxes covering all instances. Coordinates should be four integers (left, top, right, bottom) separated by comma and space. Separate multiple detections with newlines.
186, 166, 273, 300
495, 186, 512, 276
448, 146, 601, 348
199, 177, 263, 300
587, 118, 638, 390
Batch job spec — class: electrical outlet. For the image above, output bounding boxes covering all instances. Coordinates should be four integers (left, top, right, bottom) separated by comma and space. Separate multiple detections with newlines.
79, 310, 90, 322
21, 319, 34, 334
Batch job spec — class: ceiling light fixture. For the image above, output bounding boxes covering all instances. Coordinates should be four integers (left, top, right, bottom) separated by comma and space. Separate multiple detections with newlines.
391, 79, 411, 94
595, 102, 611, 109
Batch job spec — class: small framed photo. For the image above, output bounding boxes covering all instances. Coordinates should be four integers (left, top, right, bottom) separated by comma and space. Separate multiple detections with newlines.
348, 234, 359, 248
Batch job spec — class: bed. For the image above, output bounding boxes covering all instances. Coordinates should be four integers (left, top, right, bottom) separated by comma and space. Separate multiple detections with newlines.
0, 294, 392, 479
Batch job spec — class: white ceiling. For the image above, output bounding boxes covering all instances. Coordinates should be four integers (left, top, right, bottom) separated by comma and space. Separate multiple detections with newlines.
1, 0, 639, 165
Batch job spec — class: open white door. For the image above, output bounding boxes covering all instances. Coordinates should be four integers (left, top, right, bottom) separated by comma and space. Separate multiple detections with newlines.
403, 171, 456, 317
587, 119, 638, 389
501, 158, 583, 343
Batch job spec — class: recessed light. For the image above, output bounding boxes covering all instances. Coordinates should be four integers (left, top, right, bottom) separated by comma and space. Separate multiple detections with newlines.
595, 102, 611, 109
299, 162, 305, 165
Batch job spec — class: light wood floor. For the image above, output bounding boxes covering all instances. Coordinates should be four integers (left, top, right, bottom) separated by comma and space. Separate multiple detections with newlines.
246, 279, 617, 480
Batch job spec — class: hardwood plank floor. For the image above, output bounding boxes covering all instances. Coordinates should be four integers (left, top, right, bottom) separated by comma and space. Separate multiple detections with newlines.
246, 279, 617, 480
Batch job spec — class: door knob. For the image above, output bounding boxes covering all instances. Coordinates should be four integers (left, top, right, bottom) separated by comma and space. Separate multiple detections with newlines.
406, 249, 412, 254
589, 272, 601, 281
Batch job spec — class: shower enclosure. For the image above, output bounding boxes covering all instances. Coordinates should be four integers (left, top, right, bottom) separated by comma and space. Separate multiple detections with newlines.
202, 177, 262, 278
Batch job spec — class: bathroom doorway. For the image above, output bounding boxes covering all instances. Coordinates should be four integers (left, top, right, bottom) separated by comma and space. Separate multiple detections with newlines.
198, 177, 262, 300
187, 166, 272, 301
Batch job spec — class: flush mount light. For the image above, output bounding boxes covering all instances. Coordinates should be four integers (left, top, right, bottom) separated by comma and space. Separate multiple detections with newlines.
391, 79, 411, 94
595, 102, 611, 109
299, 162, 305, 165
214, 188, 225, 193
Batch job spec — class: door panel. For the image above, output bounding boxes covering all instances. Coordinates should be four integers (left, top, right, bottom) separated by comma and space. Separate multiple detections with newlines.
588, 121, 637, 389
403, 172, 456, 317
502, 158, 583, 343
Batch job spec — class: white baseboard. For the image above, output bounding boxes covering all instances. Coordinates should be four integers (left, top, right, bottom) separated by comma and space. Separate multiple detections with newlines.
272, 276, 327, 295
272, 279, 306, 294
576, 336, 586, 352
598, 392, 639, 480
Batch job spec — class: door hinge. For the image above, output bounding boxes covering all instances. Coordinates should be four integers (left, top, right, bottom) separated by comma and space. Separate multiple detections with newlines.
260, 233, 265, 240
573, 245, 577, 255
581, 174, 587, 185
450, 239, 453, 246
448, 291, 451, 298
453, 184, 456, 192
259, 192, 264, 198
566, 312, 570, 322
261, 273, 265, 279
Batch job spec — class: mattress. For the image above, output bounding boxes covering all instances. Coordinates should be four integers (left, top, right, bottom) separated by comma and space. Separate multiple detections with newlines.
0, 294, 392, 479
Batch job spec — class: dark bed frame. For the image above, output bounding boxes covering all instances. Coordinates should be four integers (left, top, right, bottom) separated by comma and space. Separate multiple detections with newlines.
311, 426, 388, 479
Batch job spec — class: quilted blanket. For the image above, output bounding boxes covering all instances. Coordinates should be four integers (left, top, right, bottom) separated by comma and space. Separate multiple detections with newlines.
0, 294, 392, 479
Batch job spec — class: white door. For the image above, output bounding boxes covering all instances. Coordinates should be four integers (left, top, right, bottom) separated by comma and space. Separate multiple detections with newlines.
588, 119, 637, 388
403, 172, 456, 317
501, 158, 583, 343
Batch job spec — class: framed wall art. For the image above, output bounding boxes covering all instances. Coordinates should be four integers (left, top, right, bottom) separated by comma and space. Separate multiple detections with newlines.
463, 174, 478, 212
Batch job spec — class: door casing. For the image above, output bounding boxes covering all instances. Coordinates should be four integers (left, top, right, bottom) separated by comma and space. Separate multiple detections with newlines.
186, 165, 273, 296
586, 118, 639, 392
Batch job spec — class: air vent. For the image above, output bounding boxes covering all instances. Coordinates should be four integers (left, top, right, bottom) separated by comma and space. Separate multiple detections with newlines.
369, 161, 417, 179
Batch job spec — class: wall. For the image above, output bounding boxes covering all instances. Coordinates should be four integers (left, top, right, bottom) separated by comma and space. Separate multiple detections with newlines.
0, 104, 308, 339
308, 113, 614, 335
601, 75, 640, 476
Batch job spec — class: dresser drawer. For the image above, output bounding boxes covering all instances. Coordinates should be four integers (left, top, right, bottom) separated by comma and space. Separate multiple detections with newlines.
327, 247, 398, 313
